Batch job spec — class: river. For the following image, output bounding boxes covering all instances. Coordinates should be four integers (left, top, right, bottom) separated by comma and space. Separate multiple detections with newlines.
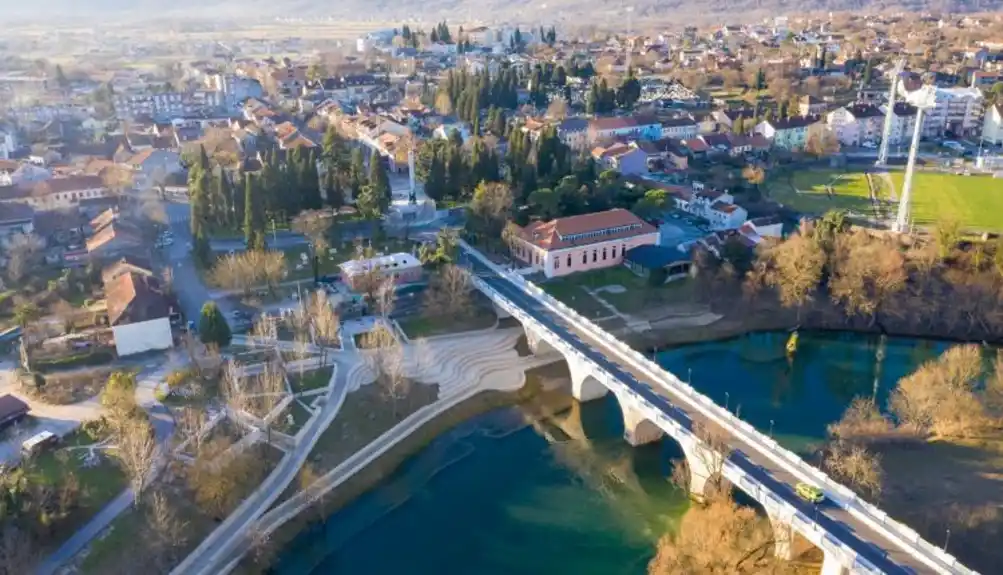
271, 330, 951, 575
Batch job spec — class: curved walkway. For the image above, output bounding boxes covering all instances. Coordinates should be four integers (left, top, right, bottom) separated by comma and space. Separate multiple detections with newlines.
196, 329, 559, 573
170, 357, 357, 575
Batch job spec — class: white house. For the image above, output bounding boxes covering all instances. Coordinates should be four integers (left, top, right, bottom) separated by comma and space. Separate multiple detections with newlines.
754, 116, 820, 150
826, 104, 884, 147
660, 117, 699, 140
901, 85, 983, 138
879, 102, 918, 146
106, 272, 175, 357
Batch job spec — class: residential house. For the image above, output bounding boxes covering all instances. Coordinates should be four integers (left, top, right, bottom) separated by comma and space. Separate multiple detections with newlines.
125, 149, 182, 189
587, 116, 662, 146
557, 117, 590, 151
754, 116, 821, 150
799, 95, 827, 116
983, 104, 1003, 145
901, 85, 983, 137
1, 175, 108, 211
712, 109, 754, 131
826, 103, 884, 146
101, 255, 154, 284
879, 102, 918, 146
105, 272, 175, 357
508, 208, 659, 278
0, 202, 35, 245
660, 117, 699, 140
591, 142, 649, 175
86, 220, 145, 260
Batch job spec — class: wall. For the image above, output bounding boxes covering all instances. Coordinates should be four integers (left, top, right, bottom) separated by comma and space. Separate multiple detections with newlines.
112, 317, 173, 356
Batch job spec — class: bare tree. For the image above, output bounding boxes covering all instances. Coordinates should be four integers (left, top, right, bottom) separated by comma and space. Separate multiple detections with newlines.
176, 406, 208, 453
378, 335, 410, 419
210, 251, 288, 295
423, 264, 473, 320
822, 441, 883, 500
292, 210, 332, 266
309, 289, 340, 367
374, 275, 397, 318
250, 314, 278, 349
648, 490, 797, 574
144, 490, 189, 570
117, 417, 158, 502
6, 233, 44, 284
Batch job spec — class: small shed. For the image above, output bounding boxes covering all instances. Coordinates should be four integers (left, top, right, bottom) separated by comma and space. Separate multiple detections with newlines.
623, 245, 693, 284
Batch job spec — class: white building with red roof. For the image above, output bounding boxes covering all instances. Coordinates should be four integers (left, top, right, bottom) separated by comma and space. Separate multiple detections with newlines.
509, 208, 659, 278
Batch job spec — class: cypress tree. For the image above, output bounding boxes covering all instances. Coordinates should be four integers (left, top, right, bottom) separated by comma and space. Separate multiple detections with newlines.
369, 154, 392, 204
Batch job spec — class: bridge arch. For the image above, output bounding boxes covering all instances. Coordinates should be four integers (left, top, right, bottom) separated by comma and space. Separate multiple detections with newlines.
567, 359, 609, 402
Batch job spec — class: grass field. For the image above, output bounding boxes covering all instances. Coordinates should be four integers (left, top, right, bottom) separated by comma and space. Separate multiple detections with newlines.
888, 171, 1003, 231
768, 170, 881, 215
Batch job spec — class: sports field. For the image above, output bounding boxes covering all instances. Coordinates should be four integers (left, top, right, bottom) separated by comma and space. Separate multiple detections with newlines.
888, 172, 1003, 231
767, 170, 881, 215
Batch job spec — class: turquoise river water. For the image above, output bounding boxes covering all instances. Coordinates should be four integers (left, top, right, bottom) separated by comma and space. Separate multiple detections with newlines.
272, 331, 952, 575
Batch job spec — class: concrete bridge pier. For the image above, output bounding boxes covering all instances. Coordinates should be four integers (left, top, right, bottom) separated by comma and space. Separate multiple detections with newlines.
820, 552, 849, 575
492, 302, 512, 319
524, 326, 556, 356
621, 404, 664, 447
679, 436, 722, 499
567, 358, 609, 402
769, 514, 794, 560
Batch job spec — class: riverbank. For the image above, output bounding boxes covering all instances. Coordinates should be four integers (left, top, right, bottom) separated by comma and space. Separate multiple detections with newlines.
235, 364, 570, 574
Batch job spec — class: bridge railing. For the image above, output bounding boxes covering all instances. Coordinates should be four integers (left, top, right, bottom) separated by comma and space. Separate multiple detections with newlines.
473, 273, 888, 575
460, 242, 975, 575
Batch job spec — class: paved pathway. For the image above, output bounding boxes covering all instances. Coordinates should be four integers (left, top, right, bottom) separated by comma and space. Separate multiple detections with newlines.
170, 358, 358, 575
35, 360, 179, 575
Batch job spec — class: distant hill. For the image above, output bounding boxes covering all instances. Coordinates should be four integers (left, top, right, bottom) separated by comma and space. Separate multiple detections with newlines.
5, 0, 1002, 26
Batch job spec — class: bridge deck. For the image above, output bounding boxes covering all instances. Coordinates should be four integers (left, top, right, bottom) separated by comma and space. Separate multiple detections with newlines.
470, 257, 942, 575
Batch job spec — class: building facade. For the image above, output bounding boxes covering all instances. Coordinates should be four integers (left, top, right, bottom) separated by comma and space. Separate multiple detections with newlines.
509, 208, 660, 278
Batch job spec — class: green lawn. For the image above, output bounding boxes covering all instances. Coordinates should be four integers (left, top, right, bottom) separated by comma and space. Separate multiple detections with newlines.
888, 171, 1003, 231
542, 267, 695, 315
27, 426, 128, 550
289, 366, 334, 393
767, 170, 879, 215
277, 400, 314, 434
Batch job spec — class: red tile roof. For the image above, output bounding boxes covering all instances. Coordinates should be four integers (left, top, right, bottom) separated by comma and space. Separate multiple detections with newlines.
515, 208, 656, 251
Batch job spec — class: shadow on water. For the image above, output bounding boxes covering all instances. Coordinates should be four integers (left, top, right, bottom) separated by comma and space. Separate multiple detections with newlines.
272, 330, 956, 575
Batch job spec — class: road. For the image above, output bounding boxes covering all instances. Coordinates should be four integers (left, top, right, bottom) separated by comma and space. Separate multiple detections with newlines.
162, 201, 237, 323
169, 358, 351, 575
35, 361, 178, 575
461, 246, 954, 575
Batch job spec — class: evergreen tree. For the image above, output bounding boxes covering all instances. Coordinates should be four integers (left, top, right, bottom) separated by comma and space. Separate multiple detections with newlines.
301, 149, 322, 210
862, 58, 874, 86
350, 148, 367, 198
368, 154, 392, 204
325, 168, 345, 209
425, 152, 447, 201
244, 175, 266, 251
192, 227, 212, 268
198, 301, 232, 347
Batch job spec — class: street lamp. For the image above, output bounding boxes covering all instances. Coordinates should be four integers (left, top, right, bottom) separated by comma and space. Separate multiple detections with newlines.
687, 368, 692, 384
769, 419, 775, 437
724, 391, 730, 411
944, 528, 951, 551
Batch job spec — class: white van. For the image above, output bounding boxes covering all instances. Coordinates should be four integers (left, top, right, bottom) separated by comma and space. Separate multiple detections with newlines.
22, 431, 58, 457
